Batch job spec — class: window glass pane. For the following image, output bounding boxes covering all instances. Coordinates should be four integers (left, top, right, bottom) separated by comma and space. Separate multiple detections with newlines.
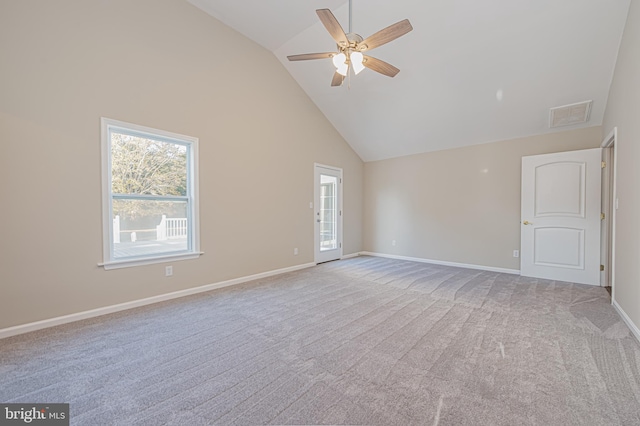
112, 199, 188, 259
319, 175, 337, 251
102, 118, 199, 268
110, 132, 187, 196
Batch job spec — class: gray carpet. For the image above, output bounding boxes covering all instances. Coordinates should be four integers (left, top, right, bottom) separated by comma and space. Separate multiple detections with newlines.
1, 256, 640, 425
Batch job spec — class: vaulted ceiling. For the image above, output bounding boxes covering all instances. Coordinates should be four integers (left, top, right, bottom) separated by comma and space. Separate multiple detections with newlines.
188, 0, 631, 161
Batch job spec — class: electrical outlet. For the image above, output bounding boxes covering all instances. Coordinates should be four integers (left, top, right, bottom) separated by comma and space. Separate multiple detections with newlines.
165, 266, 173, 277
294, 248, 298, 255
392, 240, 396, 246
513, 250, 519, 258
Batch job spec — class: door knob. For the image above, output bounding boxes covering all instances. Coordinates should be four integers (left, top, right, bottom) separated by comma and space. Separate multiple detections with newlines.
523, 220, 533, 225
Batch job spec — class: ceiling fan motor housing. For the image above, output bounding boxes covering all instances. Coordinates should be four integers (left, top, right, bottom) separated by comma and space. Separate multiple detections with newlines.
340, 33, 364, 51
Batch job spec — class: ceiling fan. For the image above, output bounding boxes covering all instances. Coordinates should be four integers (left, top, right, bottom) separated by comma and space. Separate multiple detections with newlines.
287, 1, 413, 87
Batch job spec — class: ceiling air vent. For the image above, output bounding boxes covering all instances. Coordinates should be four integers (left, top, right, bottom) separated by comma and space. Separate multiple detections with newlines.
549, 100, 593, 128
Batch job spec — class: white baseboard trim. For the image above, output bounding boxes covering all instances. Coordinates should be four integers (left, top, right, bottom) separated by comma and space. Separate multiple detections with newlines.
360, 251, 520, 275
612, 299, 640, 343
0, 262, 316, 340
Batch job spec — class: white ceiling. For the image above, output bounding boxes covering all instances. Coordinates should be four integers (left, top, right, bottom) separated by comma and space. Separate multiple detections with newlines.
188, 0, 631, 162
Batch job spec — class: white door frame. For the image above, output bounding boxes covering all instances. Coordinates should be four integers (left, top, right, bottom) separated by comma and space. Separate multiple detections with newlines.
314, 163, 343, 264
600, 128, 618, 295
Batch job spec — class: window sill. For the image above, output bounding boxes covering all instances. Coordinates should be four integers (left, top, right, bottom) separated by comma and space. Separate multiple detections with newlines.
99, 252, 204, 270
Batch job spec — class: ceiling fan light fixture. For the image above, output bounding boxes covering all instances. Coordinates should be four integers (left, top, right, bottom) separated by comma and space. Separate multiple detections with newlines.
332, 52, 346, 67
332, 52, 348, 76
351, 51, 365, 74
336, 64, 349, 76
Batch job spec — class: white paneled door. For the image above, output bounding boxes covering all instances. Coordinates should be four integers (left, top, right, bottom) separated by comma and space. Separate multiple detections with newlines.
314, 164, 342, 264
521, 148, 602, 285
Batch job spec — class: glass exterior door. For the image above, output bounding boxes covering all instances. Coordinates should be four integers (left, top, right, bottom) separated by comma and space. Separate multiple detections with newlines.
315, 165, 342, 263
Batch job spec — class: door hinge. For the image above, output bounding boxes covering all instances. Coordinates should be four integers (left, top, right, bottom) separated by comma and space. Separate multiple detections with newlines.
601, 161, 606, 169
340, 243, 342, 248
340, 210, 342, 216
600, 264, 605, 271
601, 212, 605, 220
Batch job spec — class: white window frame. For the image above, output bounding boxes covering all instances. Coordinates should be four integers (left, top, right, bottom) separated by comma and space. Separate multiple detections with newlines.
100, 118, 201, 270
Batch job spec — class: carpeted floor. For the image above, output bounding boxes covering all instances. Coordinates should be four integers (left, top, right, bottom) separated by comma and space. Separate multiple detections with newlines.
1, 256, 640, 425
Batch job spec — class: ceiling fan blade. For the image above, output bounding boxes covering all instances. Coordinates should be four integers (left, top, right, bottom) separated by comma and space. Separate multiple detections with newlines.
287, 52, 335, 61
362, 55, 400, 77
331, 71, 345, 87
358, 19, 413, 51
316, 9, 349, 47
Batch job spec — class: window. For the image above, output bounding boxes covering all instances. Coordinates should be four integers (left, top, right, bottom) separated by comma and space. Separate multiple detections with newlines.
100, 118, 200, 269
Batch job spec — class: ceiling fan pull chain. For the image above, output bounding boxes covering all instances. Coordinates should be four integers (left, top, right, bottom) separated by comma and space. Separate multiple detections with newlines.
349, 0, 352, 33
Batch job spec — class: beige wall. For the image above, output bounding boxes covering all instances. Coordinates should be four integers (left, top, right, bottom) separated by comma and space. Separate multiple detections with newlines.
603, 0, 640, 332
363, 127, 603, 270
0, 0, 363, 329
